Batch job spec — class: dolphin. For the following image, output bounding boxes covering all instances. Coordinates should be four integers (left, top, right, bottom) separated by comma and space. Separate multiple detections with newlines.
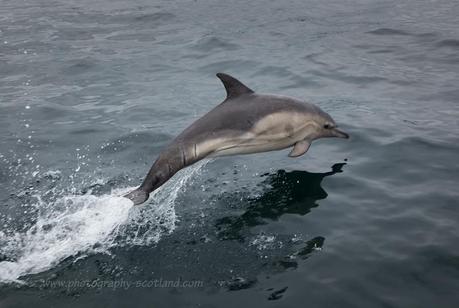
124, 73, 349, 205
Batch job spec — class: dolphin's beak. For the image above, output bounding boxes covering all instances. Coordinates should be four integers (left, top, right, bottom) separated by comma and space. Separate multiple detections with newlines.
332, 128, 349, 139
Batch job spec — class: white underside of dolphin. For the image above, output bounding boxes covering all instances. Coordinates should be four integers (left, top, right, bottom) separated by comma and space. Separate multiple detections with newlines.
124, 73, 349, 205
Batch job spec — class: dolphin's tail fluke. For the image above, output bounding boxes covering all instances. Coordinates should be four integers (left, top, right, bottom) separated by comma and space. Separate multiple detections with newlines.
123, 188, 149, 205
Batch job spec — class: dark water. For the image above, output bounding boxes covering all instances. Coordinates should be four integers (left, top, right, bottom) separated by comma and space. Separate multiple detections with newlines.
1, 0, 459, 307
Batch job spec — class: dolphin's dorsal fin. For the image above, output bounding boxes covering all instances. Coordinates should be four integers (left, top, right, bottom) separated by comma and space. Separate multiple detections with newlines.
216, 73, 254, 99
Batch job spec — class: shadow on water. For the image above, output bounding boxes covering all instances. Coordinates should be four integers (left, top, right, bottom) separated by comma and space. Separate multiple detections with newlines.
215, 163, 346, 241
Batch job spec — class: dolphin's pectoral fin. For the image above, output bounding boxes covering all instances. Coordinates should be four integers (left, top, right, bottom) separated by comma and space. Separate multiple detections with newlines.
288, 141, 310, 157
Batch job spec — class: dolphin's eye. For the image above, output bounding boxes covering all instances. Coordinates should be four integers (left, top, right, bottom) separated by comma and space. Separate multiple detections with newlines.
324, 124, 331, 129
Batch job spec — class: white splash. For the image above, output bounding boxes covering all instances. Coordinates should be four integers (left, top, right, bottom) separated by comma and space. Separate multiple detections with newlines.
119, 160, 208, 246
0, 193, 132, 283
250, 234, 278, 250
0, 161, 206, 284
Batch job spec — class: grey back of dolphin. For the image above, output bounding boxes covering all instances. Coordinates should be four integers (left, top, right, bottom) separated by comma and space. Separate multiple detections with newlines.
124, 73, 349, 205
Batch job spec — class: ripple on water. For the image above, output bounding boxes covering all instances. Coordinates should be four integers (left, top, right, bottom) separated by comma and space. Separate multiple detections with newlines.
366, 28, 411, 36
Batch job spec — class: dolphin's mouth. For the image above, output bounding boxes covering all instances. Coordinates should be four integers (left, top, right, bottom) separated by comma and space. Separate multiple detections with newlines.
332, 128, 349, 139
